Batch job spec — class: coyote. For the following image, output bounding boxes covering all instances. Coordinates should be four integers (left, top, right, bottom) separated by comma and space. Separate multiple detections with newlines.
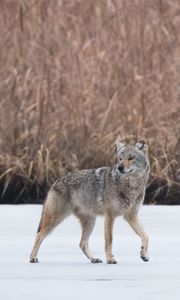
30, 139, 150, 264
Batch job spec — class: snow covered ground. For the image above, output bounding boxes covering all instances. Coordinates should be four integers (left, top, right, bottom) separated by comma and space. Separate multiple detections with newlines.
0, 205, 180, 300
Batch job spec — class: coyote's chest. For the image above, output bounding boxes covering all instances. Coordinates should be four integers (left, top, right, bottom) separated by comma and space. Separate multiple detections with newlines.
103, 175, 146, 215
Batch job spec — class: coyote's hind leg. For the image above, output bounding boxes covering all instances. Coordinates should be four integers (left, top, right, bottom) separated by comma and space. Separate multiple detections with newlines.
78, 214, 102, 263
30, 225, 48, 263
30, 191, 70, 263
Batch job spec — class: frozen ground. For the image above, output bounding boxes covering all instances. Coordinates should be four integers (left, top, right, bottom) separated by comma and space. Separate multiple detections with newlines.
0, 205, 180, 300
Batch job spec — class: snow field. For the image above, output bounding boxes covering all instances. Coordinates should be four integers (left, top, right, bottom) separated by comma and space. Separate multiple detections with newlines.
0, 205, 180, 300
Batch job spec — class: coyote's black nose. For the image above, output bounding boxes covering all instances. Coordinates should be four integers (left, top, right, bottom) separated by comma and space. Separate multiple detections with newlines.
118, 164, 124, 172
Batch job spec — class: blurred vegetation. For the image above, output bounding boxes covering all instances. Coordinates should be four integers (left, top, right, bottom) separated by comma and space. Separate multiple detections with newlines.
0, 0, 179, 204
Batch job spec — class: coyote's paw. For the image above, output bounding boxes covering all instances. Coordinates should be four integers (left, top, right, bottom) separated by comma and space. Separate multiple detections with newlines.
140, 248, 149, 262
30, 257, 39, 263
140, 255, 149, 262
91, 258, 103, 263
107, 258, 117, 264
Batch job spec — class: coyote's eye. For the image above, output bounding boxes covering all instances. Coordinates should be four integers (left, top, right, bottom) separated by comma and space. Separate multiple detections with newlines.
119, 158, 123, 161
128, 155, 135, 161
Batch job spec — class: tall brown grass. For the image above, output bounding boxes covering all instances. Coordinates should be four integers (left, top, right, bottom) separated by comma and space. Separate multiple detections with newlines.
0, 0, 179, 204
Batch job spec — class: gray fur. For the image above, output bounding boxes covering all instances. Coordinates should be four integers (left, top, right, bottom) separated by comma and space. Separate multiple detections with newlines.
30, 140, 150, 264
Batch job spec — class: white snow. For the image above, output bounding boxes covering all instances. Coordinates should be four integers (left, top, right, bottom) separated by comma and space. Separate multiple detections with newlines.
0, 205, 180, 300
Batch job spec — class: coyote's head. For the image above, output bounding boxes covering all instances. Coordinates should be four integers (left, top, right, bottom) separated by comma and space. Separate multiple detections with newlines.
116, 139, 149, 174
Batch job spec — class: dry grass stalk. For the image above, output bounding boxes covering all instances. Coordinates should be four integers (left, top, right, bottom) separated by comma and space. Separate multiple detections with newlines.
0, 0, 179, 203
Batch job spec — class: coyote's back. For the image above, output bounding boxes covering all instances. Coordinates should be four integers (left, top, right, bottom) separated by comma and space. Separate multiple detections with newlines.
30, 139, 150, 264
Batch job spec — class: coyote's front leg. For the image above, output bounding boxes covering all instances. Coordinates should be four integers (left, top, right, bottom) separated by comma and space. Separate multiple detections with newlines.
124, 212, 149, 262
104, 212, 117, 264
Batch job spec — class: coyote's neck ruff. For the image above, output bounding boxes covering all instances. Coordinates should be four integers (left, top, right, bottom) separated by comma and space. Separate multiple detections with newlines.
30, 140, 150, 264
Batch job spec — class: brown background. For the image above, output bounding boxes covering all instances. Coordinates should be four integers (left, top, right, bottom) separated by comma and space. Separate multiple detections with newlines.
0, 0, 179, 204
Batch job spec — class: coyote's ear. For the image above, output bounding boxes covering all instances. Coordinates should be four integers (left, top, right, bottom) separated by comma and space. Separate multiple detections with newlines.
116, 139, 125, 153
135, 140, 148, 155
135, 140, 146, 150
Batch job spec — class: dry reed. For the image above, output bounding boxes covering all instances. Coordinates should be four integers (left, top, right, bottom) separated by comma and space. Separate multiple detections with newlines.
0, 0, 179, 204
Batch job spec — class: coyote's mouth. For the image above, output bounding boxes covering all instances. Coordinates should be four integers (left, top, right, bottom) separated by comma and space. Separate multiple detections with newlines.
119, 169, 133, 174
